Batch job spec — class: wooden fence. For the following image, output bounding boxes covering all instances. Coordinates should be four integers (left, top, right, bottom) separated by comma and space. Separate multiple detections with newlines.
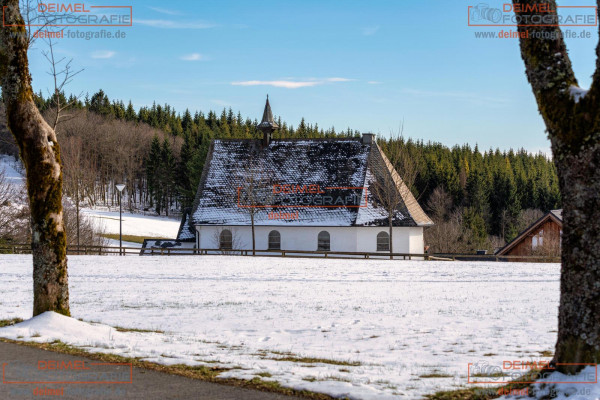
0, 243, 561, 262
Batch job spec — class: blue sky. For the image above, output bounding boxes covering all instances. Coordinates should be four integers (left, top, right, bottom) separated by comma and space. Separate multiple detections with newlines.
26, 0, 598, 153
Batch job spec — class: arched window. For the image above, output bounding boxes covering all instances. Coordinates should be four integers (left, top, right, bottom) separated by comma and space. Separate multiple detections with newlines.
377, 231, 390, 251
268, 230, 281, 250
219, 229, 233, 249
317, 231, 330, 251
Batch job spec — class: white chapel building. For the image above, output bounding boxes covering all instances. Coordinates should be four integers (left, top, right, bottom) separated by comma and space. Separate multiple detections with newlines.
168, 98, 433, 255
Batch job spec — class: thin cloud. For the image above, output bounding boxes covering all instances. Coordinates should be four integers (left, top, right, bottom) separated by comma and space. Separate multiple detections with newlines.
180, 53, 204, 61
362, 25, 380, 36
135, 19, 216, 29
91, 50, 115, 59
148, 6, 181, 16
232, 80, 319, 89
368, 81, 382, 84
326, 77, 354, 82
231, 77, 354, 89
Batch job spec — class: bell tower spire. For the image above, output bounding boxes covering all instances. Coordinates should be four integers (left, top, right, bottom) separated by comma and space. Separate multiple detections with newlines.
257, 95, 279, 146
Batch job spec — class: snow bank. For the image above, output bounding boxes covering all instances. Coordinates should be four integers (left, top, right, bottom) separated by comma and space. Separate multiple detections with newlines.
81, 209, 180, 238
0, 311, 116, 345
0, 255, 562, 399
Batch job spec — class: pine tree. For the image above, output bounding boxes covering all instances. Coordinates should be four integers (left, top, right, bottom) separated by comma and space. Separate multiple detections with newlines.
182, 109, 193, 134
89, 89, 111, 115
125, 101, 136, 121
297, 118, 307, 138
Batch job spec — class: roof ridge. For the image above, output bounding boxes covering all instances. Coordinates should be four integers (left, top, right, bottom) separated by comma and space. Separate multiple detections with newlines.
212, 138, 362, 142
373, 142, 434, 227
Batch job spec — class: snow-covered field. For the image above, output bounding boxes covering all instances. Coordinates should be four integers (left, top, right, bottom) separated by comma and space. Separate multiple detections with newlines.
81, 209, 180, 238
0, 255, 580, 399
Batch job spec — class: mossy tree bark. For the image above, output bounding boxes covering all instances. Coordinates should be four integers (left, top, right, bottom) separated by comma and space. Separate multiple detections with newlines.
0, 0, 70, 316
512, 0, 600, 372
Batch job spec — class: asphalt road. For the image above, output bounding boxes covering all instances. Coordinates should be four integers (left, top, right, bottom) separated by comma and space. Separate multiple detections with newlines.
0, 341, 302, 399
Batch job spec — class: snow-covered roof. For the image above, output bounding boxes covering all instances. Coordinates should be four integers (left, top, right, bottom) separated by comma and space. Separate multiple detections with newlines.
176, 208, 195, 241
183, 138, 433, 229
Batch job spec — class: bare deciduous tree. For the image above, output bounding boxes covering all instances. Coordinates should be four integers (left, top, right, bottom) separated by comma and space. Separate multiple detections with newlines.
369, 128, 420, 259
512, 0, 600, 371
54, 109, 177, 211
0, 0, 70, 316
238, 151, 273, 255
0, 163, 28, 242
427, 186, 453, 222
41, 38, 83, 132
531, 229, 561, 259
516, 208, 544, 232
61, 137, 83, 246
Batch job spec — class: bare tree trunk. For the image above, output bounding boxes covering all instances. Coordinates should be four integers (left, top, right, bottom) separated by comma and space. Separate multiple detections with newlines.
512, 0, 600, 372
251, 211, 256, 256
76, 179, 80, 247
553, 149, 600, 371
0, 0, 70, 316
388, 214, 393, 260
